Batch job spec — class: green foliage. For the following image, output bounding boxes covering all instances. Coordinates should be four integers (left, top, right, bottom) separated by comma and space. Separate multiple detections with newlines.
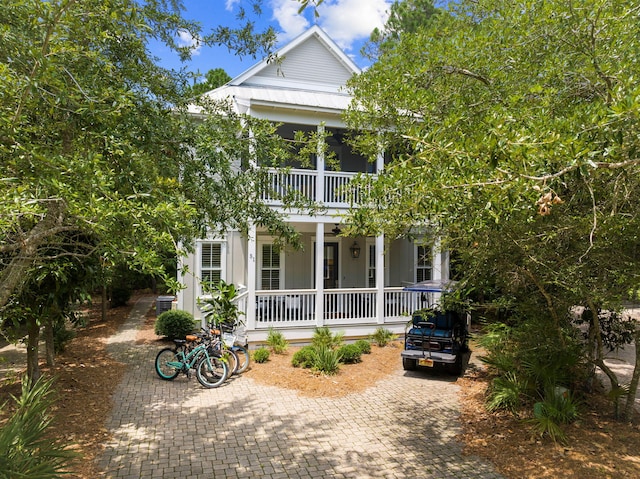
311, 327, 344, 349
312, 346, 341, 375
266, 328, 288, 354
337, 344, 362, 364
183, 68, 231, 98
354, 339, 372, 354
529, 387, 580, 443
199, 280, 244, 327
0, 377, 76, 478
370, 327, 396, 347
486, 372, 529, 413
52, 324, 75, 355
345, 0, 640, 419
291, 346, 316, 368
154, 310, 196, 340
253, 347, 270, 364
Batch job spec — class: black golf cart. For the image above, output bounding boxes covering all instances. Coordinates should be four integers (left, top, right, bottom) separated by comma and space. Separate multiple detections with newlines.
400, 280, 471, 375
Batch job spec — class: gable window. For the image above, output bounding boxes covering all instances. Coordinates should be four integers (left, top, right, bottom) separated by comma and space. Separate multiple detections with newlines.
200, 242, 225, 293
260, 243, 282, 290
416, 245, 432, 282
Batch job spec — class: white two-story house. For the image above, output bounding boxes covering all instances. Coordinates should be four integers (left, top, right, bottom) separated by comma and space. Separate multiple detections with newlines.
176, 25, 449, 343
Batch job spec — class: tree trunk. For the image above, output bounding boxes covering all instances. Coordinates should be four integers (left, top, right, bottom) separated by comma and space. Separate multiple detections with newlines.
0, 200, 67, 310
101, 283, 108, 322
44, 319, 55, 367
26, 315, 41, 386
588, 299, 622, 417
623, 324, 640, 422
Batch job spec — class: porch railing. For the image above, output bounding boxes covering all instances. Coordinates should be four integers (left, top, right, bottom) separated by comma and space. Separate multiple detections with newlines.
261, 168, 363, 207
251, 287, 436, 329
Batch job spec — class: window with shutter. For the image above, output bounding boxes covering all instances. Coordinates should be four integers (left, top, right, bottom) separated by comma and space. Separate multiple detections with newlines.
201, 243, 222, 291
260, 244, 281, 290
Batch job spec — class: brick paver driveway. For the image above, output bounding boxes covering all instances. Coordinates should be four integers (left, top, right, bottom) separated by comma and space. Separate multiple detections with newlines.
98, 297, 504, 479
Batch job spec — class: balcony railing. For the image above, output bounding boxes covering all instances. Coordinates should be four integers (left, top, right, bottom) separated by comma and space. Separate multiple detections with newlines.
261, 168, 363, 207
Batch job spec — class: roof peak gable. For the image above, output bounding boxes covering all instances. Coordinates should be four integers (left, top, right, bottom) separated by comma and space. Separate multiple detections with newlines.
229, 25, 360, 89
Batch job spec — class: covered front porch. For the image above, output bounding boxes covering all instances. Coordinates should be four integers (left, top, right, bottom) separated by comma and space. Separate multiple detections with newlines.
238, 220, 447, 343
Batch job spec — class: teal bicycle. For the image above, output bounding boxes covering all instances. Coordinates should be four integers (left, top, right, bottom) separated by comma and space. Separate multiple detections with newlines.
155, 331, 229, 388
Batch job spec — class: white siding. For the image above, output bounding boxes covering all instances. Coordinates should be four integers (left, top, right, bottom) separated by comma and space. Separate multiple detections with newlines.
251, 36, 352, 88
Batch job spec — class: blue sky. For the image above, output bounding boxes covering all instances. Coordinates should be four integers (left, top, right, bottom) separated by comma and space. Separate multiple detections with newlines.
152, 0, 393, 80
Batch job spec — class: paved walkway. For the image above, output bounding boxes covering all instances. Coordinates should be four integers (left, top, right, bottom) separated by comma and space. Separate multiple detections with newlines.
97, 297, 504, 479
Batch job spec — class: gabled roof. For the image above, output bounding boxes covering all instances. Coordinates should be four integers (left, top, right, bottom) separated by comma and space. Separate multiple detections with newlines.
230, 25, 361, 91
198, 25, 361, 116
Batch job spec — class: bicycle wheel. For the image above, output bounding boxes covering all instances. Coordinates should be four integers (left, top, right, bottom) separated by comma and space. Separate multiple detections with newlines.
232, 345, 250, 374
196, 355, 229, 388
224, 348, 239, 375
155, 348, 180, 380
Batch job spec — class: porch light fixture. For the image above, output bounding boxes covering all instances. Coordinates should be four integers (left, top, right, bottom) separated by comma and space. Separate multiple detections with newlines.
349, 241, 361, 259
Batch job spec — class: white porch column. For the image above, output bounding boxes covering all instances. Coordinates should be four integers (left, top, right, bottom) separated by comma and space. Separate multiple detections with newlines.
316, 124, 325, 204
376, 234, 385, 324
246, 224, 257, 332
315, 222, 325, 327
432, 237, 443, 281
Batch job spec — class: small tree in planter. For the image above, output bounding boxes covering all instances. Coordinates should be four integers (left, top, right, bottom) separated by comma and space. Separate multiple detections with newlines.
198, 280, 244, 329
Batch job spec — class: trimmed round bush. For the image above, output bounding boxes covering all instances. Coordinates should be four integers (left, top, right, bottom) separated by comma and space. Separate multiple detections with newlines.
253, 347, 270, 363
154, 310, 196, 339
354, 339, 372, 354
291, 346, 316, 368
338, 344, 362, 364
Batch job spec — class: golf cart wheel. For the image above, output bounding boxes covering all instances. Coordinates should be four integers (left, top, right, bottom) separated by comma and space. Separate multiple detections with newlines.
402, 358, 417, 371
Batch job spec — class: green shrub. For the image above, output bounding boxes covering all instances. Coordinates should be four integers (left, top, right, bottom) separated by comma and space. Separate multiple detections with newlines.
337, 344, 362, 364
266, 328, 288, 354
486, 372, 528, 412
354, 339, 371, 354
529, 386, 580, 443
312, 345, 341, 375
154, 310, 196, 339
253, 347, 270, 363
370, 327, 396, 347
0, 377, 76, 477
311, 327, 344, 349
291, 346, 316, 368
53, 324, 75, 354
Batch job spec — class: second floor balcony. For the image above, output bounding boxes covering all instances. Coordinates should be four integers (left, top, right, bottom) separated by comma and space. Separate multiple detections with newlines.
260, 168, 370, 208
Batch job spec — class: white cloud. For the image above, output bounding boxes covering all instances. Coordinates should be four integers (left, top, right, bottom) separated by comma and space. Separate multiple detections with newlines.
270, 0, 391, 51
270, 0, 310, 41
319, 0, 391, 51
225, 0, 240, 11
177, 29, 202, 56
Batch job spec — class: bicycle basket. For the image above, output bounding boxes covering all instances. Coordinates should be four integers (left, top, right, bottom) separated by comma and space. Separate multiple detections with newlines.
222, 332, 235, 347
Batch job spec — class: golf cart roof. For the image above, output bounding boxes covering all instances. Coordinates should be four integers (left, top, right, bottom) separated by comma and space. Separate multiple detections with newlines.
402, 280, 459, 293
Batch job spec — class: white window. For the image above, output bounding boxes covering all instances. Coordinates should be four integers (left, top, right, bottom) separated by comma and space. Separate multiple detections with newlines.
415, 245, 432, 282
259, 243, 282, 290
199, 242, 225, 293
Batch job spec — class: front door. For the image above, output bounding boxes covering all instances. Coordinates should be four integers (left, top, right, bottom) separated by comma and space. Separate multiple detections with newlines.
323, 242, 339, 289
